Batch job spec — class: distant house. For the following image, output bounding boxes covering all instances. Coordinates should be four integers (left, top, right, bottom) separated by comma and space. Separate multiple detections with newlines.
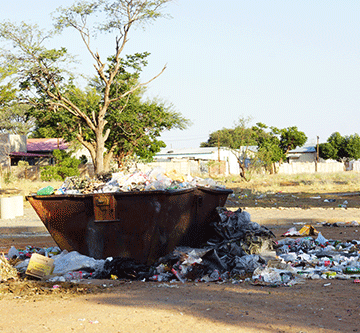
0, 134, 29, 167
154, 146, 258, 175
287, 146, 317, 163
0, 136, 93, 168
27, 138, 69, 155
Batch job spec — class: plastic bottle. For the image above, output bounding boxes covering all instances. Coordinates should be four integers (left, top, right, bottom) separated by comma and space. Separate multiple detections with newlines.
36, 186, 54, 195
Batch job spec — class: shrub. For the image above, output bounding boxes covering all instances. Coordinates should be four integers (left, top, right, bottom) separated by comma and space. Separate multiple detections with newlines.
40, 149, 81, 181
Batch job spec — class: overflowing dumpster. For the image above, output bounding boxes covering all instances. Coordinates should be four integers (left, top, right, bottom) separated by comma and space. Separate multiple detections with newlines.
26, 186, 232, 265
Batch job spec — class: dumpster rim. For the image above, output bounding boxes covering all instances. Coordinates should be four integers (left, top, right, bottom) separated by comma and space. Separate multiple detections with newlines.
25, 187, 196, 200
195, 185, 233, 194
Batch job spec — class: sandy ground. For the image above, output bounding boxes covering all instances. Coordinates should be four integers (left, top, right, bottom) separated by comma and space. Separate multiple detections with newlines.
1, 199, 360, 332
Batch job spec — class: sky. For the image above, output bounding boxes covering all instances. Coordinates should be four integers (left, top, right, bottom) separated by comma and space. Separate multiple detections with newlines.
1, 0, 360, 149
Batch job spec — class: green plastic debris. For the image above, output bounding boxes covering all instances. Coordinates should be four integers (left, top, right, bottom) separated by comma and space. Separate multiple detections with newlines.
36, 186, 54, 196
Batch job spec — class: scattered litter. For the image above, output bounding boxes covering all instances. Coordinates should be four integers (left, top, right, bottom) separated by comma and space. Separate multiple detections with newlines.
324, 199, 336, 203
25, 253, 54, 279
315, 232, 329, 246
282, 227, 300, 237
299, 225, 318, 236
52, 251, 104, 275
4, 205, 360, 287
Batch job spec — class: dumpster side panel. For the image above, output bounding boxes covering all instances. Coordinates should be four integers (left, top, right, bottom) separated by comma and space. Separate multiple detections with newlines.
177, 187, 233, 247
152, 189, 197, 260
91, 193, 163, 263
27, 196, 92, 252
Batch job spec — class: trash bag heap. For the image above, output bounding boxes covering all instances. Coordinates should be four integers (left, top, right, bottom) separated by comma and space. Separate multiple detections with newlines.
136, 207, 277, 283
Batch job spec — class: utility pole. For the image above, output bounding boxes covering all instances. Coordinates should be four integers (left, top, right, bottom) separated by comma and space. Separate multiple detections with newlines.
315, 136, 319, 172
217, 133, 221, 174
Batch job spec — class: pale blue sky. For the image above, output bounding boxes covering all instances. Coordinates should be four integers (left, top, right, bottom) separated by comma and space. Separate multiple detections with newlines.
2, 1, 360, 148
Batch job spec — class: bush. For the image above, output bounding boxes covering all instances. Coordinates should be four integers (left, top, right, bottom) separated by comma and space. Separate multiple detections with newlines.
3, 171, 16, 184
40, 149, 81, 181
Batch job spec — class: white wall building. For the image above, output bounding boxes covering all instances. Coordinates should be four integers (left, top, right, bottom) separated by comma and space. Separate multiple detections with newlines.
154, 146, 258, 175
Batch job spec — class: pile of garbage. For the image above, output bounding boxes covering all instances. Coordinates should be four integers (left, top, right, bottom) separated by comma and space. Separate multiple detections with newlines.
3, 207, 276, 283
3, 208, 360, 286
36, 168, 225, 195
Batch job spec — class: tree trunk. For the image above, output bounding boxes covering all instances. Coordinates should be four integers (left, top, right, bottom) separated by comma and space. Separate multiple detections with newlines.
238, 162, 249, 181
94, 132, 105, 175
104, 149, 114, 172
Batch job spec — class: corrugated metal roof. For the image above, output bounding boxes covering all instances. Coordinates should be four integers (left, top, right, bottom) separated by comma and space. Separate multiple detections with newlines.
10, 152, 50, 157
288, 146, 316, 153
27, 138, 69, 152
157, 146, 258, 156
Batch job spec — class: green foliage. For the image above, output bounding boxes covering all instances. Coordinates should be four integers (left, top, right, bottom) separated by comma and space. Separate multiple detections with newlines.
0, 103, 35, 135
257, 137, 284, 172
40, 149, 81, 181
277, 126, 307, 154
201, 117, 256, 180
0, 1, 176, 173
17, 160, 29, 168
2, 171, 15, 184
345, 134, 360, 160
203, 119, 307, 176
319, 132, 360, 162
0, 66, 16, 107
201, 117, 256, 148
0, 66, 36, 134
79, 155, 88, 165
319, 142, 338, 160
30, 52, 190, 166
252, 123, 307, 166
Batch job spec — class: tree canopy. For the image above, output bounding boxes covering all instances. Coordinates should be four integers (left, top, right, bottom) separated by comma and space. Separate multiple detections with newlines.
201, 117, 257, 180
0, 0, 180, 174
319, 132, 360, 162
0, 66, 35, 134
29, 52, 189, 168
202, 119, 308, 177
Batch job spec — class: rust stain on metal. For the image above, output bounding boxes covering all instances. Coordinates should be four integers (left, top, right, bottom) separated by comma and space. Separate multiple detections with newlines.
93, 194, 117, 221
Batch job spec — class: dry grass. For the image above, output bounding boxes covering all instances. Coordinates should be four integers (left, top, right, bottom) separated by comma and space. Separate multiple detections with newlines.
218, 171, 360, 196
1, 171, 359, 202
0, 179, 63, 198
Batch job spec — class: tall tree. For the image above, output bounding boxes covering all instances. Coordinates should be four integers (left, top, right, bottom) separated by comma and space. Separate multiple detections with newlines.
0, 0, 173, 174
253, 124, 307, 170
0, 66, 35, 134
203, 120, 308, 177
0, 104, 35, 135
319, 132, 360, 162
251, 123, 285, 174
0, 66, 16, 107
30, 52, 189, 168
201, 117, 256, 180
276, 126, 308, 155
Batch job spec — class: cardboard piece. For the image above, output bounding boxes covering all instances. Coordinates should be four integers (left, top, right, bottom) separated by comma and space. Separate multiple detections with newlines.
26, 253, 55, 279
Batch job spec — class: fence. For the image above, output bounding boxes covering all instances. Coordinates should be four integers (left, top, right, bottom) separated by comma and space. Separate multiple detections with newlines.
349, 161, 360, 172
3, 159, 358, 180
277, 161, 345, 174
136, 159, 226, 177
